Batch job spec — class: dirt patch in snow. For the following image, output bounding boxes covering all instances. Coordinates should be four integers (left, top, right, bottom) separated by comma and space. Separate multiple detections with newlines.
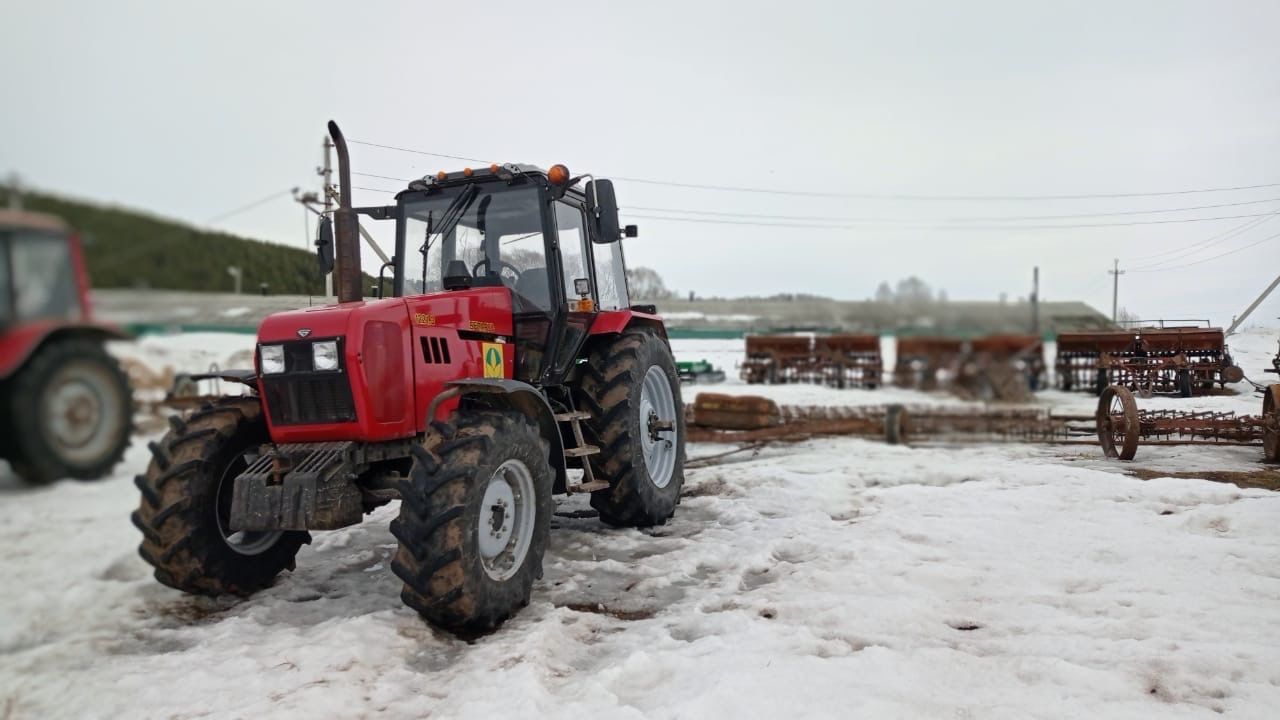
1126, 467, 1280, 491
560, 602, 656, 621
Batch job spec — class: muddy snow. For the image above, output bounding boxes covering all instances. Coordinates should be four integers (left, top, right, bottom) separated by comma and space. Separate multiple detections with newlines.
1, 329, 1279, 719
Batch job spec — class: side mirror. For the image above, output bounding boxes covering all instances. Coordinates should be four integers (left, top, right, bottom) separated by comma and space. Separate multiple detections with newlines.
585, 179, 621, 243
315, 216, 335, 275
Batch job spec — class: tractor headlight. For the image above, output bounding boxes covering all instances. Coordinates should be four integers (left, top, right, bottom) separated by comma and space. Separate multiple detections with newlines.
260, 344, 286, 374
312, 340, 340, 371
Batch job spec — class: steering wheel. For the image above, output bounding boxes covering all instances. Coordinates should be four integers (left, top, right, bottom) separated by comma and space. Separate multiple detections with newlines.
472, 257, 522, 282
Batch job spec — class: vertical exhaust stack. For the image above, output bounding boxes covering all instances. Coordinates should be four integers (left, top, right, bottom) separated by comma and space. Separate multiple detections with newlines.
327, 121, 363, 304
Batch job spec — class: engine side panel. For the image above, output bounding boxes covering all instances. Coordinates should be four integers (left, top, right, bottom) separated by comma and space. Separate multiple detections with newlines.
405, 287, 514, 431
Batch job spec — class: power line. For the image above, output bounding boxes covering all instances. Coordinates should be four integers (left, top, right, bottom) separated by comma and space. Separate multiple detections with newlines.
353, 171, 412, 183
346, 137, 1280, 201
624, 196, 1280, 224
205, 189, 292, 226
348, 139, 490, 165
613, 177, 1280, 201
623, 210, 1280, 232
1126, 213, 1278, 270
1123, 212, 1274, 264
347, 178, 1280, 229
1129, 231, 1280, 273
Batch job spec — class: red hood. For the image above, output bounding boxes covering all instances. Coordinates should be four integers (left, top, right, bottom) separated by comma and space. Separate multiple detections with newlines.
257, 298, 408, 343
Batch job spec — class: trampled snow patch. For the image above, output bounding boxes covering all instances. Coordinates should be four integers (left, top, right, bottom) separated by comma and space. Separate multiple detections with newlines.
0, 331, 1278, 718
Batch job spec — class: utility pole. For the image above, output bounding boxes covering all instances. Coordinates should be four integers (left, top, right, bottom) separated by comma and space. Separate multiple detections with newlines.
6, 172, 21, 210
1225, 272, 1280, 336
1108, 258, 1125, 324
320, 136, 334, 297
1030, 266, 1040, 335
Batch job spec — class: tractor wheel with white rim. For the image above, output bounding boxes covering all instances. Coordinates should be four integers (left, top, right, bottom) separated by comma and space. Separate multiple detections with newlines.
7, 338, 132, 484
392, 411, 553, 633
576, 329, 686, 527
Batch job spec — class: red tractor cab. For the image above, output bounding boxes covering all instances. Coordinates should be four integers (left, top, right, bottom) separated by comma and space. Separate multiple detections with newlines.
134, 123, 686, 633
0, 209, 132, 484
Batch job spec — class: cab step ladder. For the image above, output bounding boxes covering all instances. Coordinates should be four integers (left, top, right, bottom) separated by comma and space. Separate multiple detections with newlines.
554, 411, 609, 493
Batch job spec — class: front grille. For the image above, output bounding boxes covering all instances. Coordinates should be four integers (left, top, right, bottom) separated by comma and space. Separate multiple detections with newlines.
263, 373, 356, 425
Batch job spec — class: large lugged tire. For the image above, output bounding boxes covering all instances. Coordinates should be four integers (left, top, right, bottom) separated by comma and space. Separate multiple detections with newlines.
576, 329, 685, 527
7, 338, 132, 484
132, 397, 308, 595
391, 411, 553, 633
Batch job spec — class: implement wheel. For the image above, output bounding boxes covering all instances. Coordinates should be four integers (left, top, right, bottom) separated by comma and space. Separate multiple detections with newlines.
1096, 385, 1140, 461
1176, 370, 1192, 398
1264, 385, 1280, 463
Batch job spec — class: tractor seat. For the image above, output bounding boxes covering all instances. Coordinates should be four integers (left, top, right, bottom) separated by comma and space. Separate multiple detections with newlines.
512, 267, 551, 311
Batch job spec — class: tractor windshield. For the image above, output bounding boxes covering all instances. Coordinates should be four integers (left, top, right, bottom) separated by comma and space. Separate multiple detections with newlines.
400, 184, 551, 311
0, 227, 80, 325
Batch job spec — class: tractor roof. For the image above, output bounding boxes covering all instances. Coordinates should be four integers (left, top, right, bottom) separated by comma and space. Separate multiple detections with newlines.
400, 163, 586, 201
0, 209, 69, 233
401, 163, 548, 193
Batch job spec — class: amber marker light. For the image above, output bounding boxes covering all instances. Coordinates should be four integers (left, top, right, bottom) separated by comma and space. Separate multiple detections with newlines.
463, 167, 474, 177
436, 171, 447, 180
548, 164, 570, 185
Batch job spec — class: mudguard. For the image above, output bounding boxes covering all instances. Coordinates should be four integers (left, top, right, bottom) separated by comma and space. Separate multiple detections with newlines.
439, 378, 569, 493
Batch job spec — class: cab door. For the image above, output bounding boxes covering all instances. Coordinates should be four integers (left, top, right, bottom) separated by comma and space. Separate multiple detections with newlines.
542, 200, 597, 384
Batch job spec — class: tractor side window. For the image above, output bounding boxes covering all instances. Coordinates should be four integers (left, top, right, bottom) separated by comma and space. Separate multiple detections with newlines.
497, 231, 551, 313
10, 231, 78, 322
593, 240, 629, 311
553, 202, 589, 302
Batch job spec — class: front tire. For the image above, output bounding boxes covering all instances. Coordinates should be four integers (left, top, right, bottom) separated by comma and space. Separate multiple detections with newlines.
391, 412, 553, 633
576, 330, 685, 527
9, 338, 132, 484
132, 397, 307, 595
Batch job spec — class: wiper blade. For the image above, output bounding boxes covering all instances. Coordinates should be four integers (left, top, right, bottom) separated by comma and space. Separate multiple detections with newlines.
427, 184, 480, 246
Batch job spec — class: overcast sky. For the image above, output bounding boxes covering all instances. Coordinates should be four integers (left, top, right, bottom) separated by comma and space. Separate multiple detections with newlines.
3, 1, 1279, 325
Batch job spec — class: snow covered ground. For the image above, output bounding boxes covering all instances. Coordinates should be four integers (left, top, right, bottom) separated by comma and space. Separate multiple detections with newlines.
1, 328, 1278, 718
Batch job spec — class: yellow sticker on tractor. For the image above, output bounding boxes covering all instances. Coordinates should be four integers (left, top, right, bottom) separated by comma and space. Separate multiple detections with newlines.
482, 343, 504, 378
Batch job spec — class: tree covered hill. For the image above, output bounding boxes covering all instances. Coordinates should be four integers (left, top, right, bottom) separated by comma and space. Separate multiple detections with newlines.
0, 185, 353, 295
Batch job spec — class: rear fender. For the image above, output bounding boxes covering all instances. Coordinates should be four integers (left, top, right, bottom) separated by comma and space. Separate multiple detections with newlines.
0, 321, 131, 380
434, 378, 568, 493
588, 309, 669, 343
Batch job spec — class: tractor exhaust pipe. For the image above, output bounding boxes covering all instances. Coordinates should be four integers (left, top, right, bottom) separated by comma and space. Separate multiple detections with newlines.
327, 120, 362, 304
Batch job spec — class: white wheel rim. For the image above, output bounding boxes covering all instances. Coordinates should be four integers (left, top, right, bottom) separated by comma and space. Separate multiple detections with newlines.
215, 453, 283, 556
39, 360, 125, 465
639, 365, 677, 489
478, 459, 535, 581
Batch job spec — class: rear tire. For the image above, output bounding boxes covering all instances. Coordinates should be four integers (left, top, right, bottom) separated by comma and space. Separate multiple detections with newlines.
391, 412, 553, 633
132, 397, 307, 595
8, 338, 132, 484
575, 330, 685, 528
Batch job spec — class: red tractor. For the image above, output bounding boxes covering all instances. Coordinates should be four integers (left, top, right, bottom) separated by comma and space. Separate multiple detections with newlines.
133, 123, 686, 632
0, 209, 132, 484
